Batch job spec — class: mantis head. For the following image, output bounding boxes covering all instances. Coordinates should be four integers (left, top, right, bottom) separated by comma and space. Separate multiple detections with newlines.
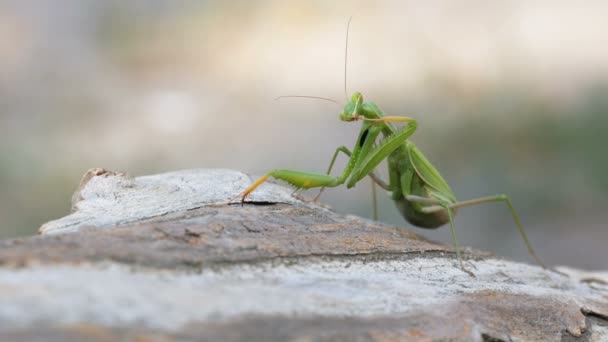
340, 92, 363, 122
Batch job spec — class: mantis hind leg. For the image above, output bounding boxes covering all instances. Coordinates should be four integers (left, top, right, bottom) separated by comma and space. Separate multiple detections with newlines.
446, 207, 475, 277
405, 194, 475, 276
421, 194, 545, 269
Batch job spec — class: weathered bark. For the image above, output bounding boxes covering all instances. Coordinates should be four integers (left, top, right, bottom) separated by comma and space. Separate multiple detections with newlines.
1, 168, 607, 341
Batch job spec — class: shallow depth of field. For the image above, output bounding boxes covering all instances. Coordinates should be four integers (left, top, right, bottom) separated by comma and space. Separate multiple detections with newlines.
1, 1, 607, 269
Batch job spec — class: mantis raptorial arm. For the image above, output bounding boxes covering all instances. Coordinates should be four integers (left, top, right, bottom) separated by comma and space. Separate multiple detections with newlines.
362, 116, 415, 123
347, 120, 417, 187
314, 146, 391, 202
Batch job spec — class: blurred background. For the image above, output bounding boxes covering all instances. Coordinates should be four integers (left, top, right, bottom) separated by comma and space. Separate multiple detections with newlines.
1, 1, 607, 269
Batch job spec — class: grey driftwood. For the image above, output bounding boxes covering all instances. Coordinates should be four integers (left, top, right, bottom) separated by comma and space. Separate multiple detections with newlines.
0, 168, 607, 341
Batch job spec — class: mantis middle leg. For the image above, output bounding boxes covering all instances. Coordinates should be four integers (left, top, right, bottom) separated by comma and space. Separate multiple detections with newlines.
231, 117, 416, 205
230, 125, 386, 204
314, 145, 390, 220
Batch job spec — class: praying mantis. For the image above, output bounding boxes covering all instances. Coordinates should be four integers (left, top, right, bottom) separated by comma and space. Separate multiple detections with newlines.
228, 19, 545, 275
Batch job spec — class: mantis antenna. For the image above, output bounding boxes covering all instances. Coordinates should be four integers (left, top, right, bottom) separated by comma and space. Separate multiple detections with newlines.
344, 16, 352, 100
274, 18, 352, 105
274, 95, 338, 103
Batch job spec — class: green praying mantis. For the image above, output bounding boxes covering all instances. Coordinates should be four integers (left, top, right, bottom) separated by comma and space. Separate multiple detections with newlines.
228, 19, 545, 275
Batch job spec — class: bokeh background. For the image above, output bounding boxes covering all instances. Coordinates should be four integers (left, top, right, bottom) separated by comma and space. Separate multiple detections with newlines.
1, 1, 607, 269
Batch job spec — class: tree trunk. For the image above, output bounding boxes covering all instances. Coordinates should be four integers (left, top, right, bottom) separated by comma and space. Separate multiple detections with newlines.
1, 168, 607, 341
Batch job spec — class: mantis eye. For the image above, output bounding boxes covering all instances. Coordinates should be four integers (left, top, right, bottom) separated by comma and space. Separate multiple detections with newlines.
351, 92, 363, 105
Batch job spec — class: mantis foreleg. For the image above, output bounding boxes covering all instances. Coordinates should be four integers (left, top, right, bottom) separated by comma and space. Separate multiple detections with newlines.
315, 146, 391, 200
313, 145, 385, 220
347, 120, 418, 188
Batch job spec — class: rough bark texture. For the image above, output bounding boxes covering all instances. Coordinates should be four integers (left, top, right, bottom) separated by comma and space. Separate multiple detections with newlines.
1, 168, 607, 341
